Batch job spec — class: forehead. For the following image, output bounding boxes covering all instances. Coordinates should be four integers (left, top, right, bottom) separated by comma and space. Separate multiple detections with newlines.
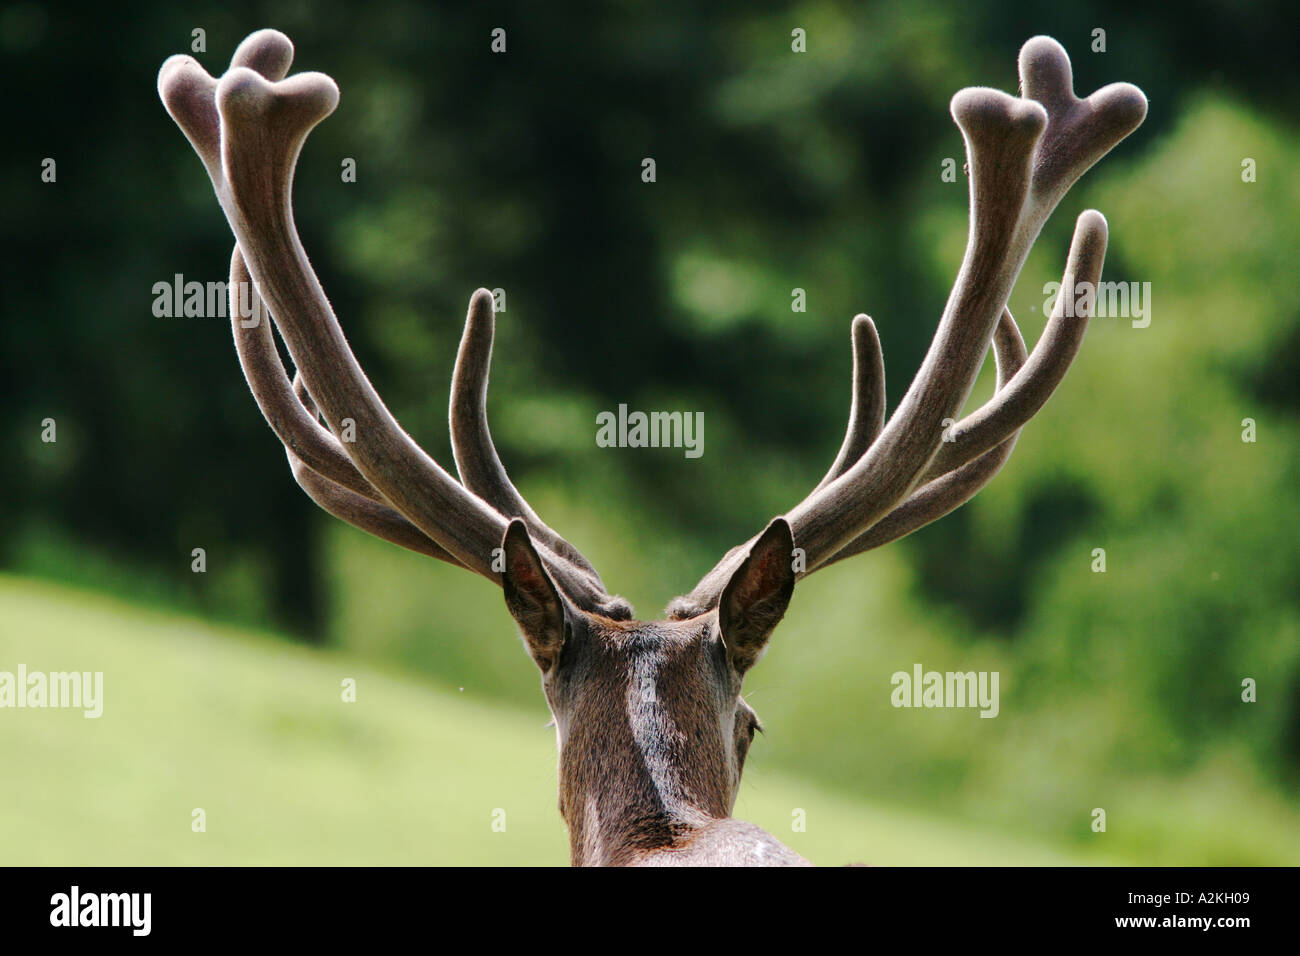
552, 615, 733, 704
558, 616, 723, 686
559, 615, 738, 716
584, 616, 712, 656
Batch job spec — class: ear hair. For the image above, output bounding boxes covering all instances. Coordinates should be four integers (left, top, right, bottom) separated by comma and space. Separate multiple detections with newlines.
501, 518, 566, 671
718, 518, 797, 673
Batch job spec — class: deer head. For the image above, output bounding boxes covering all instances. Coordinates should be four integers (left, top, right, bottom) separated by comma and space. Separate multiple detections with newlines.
158, 30, 1145, 866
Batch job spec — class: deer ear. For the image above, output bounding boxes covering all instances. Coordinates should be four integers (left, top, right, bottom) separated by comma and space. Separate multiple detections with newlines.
718, 518, 797, 673
501, 519, 566, 671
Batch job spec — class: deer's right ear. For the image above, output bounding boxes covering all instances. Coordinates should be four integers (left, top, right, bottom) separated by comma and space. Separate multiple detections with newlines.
718, 518, 797, 674
501, 519, 566, 671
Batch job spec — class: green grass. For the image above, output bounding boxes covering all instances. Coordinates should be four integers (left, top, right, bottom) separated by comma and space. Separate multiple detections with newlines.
0, 574, 1119, 865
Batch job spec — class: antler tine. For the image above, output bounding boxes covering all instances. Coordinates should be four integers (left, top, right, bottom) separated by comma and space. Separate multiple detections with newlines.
825, 207, 1109, 562
215, 67, 498, 559
158, 30, 293, 180
290, 369, 315, 415
164, 33, 498, 572
666, 90, 1044, 619
1018, 37, 1148, 224
230, 242, 462, 561
450, 289, 606, 585
229, 247, 384, 503
824, 307, 1026, 563
285, 373, 462, 562
666, 308, 1025, 620
783, 87, 1044, 563
286, 449, 463, 563
814, 314, 886, 492
666, 314, 884, 615
671, 37, 1145, 617
160, 30, 629, 617
917, 208, 1108, 483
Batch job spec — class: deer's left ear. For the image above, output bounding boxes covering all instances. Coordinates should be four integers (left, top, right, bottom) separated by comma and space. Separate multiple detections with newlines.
501, 519, 566, 671
719, 518, 797, 673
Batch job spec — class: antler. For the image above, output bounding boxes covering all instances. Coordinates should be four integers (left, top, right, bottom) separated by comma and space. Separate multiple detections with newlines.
159, 30, 631, 619
668, 37, 1146, 618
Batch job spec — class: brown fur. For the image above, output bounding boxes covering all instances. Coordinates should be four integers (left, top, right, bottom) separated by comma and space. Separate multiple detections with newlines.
545, 616, 806, 866
505, 521, 809, 866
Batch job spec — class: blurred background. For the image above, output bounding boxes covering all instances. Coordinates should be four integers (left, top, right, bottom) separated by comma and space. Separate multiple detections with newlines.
2, 0, 1298, 865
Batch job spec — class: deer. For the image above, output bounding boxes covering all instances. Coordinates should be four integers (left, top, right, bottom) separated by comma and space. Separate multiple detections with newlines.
158, 30, 1145, 866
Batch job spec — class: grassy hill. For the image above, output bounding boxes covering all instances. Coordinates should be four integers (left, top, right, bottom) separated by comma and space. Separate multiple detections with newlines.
0, 575, 1106, 866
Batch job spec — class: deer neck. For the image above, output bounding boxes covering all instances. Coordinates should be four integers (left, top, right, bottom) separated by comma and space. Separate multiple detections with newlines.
557, 651, 735, 866
560, 774, 716, 867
